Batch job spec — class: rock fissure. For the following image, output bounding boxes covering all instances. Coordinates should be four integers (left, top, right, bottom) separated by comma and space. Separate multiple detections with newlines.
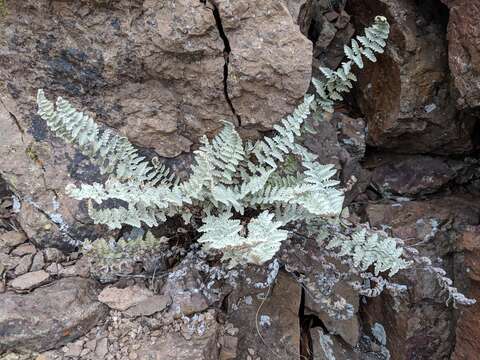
204, 0, 242, 127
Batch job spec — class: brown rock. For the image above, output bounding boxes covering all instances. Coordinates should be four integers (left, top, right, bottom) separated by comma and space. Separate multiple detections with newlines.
363, 196, 480, 359
227, 270, 301, 359
135, 313, 220, 360
98, 285, 170, 316
305, 281, 360, 347
217, 0, 313, 128
218, 335, 238, 360
30, 252, 45, 272
311, 327, 360, 360
452, 229, 480, 360
0, 278, 107, 353
0, 231, 27, 250
10, 270, 50, 291
348, 0, 475, 154
441, 0, 480, 109
369, 155, 457, 196
11, 243, 36, 257
14, 254, 33, 276
42, 248, 66, 263
162, 264, 210, 318
0, 0, 311, 249
0, 252, 21, 272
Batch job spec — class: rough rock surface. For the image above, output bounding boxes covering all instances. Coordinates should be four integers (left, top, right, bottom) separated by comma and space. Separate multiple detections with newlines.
347, 0, 476, 154
363, 197, 480, 360
9, 270, 49, 290
0, 277, 107, 354
0, 0, 311, 248
452, 228, 480, 359
98, 285, 171, 317
367, 154, 459, 196
441, 0, 480, 109
226, 270, 301, 359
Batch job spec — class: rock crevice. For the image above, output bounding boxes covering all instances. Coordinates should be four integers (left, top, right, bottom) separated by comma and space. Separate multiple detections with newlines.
204, 0, 242, 127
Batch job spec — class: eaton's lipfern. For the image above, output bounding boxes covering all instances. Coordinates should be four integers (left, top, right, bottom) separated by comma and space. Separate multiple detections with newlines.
35, 17, 397, 272
35, 15, 475, 309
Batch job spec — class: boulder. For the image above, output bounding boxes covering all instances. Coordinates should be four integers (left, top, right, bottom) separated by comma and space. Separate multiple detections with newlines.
0, 278, 107, 354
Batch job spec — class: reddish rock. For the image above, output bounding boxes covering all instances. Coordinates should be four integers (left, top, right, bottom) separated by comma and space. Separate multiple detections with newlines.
347, 0, 475, 154
363, 197, 480, 360
227, 270, 301, 359
441, 0, 480, 109
452, 229, 480, 359
368, 155, 457, 196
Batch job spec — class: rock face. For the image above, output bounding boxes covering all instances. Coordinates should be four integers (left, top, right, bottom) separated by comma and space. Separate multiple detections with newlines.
0, 278, 107, 354
0, 0, 311, 249
452, 228, 480, 359
368, 155, 458, 196
363, 197, 480, 360
226, 270, 301, 359
441, 0, 480, 109
347, 0, 476, 154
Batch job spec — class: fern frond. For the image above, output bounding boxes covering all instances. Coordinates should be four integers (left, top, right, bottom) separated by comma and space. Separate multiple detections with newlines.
37, 90, 168, 184
312, 16, 390, 113
198, 211, 287, 267
327, 228, 411, 276
251, 95, 314, 170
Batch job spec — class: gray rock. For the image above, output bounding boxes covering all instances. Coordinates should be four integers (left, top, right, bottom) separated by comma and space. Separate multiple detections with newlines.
43, 248, 66, 263
0, 277, 107, 353
14, 254, 33, 276
0, 231, 27, 250
10, 243, 36, 257
95, 337, 109, 358
30, 252, 45, 272
0, 252, 21, 272
98, 285, 170, 316
10, 270, 50, 291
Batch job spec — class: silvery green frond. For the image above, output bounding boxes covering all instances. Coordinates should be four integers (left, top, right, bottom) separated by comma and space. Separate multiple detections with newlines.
252, 95, 314, 170
312, 16, 390, 113
66, 179, 183, 209
198, 211, 287, 267
37, 90, 171, 184
180, 122, 245, 203
327, 228, 411, 276
242, 211, 288, 265
197, 212, 243, 250
87, 201, 159, 229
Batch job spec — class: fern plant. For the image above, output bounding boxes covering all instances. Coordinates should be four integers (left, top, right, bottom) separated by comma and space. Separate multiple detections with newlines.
35, 16, 402, 272
35, 16, 474, 308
